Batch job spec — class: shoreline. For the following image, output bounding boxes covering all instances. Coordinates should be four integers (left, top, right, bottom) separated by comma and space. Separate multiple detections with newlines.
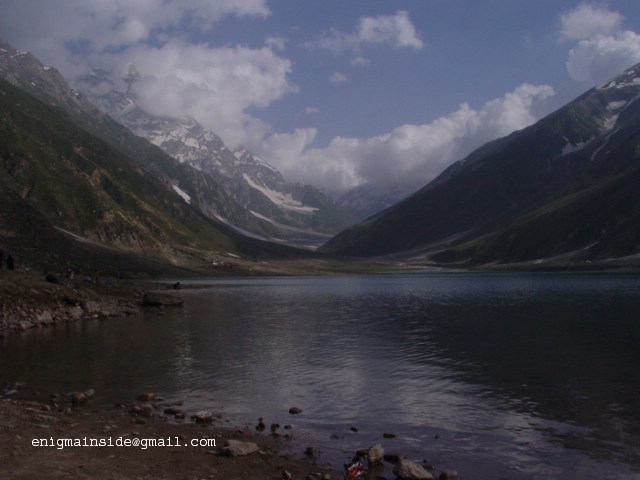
0, 269, 340, 480
0, 393, 335, 480
0, 269, 167, 336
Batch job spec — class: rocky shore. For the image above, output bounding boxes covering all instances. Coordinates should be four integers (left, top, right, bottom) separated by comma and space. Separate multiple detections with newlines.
1, 269, 462, 480
0, 393, 334, 480
0, 269, 158, 335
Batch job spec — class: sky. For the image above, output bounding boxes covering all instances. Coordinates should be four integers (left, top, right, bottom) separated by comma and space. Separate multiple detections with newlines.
2, 1, 640, 193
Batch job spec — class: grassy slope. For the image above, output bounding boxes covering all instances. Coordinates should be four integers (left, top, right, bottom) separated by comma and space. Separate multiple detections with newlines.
0, 79, 315, 268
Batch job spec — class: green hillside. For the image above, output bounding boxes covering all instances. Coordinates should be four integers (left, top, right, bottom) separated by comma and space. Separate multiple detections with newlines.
0, 78, 310, 269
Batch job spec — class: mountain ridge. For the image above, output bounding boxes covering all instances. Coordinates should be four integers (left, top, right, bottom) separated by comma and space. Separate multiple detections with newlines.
77, 68, 356, 247
320, 62, 640, 265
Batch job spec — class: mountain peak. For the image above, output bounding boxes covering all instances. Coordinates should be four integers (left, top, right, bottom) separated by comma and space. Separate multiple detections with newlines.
321, 61, 640, 264
596, 62, 640, 91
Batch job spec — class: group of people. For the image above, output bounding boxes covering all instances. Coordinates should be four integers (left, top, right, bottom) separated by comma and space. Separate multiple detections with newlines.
0, 249, 15, 270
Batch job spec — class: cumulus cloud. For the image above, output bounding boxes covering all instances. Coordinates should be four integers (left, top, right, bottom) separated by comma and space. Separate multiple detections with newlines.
99, 41, 296, 146
0, 0, 297, 147
306, 10, 423, 54
561, 3, 640, 83
259, 83, 555, 191
356, 10, 424, 49
560, 3, 622, 40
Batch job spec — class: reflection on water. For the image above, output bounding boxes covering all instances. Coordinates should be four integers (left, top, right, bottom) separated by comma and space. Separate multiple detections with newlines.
2, 272, 640, 479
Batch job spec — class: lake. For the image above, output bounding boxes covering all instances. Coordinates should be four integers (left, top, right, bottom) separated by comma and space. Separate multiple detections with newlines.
2, 272, 640, 479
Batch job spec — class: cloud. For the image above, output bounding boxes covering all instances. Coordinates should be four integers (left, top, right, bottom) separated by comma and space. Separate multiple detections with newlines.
98, 40, 296, 147
329, 72, 348, 84
259, 84, 555, 191
356, 10, 424, 49
300, 107, 319, 116
351, 57, 371, 67
306, 10, 423, 54
560, 3, 622, 40
0, 0, 270, 57
0, 0, 296, 148
265, 35, 287, 51
561, 3, 640, 83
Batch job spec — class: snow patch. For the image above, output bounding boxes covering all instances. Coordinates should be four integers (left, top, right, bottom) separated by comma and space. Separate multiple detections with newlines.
234, 149, 279, 173
184, 138, 200, 149
606, 100, 626, 111
242, 174, 318, 213
601, 114, 619, 131
597, 76, 640, 90
172, 185, 191, 204
561, 138, 592, 156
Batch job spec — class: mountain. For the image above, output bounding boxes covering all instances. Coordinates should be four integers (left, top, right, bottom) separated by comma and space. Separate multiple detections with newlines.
77, 68, 357, 247
320, 63, 640, 265
0, 58, 313, 273
337, 181, 420, 220
0, 39, 280, 243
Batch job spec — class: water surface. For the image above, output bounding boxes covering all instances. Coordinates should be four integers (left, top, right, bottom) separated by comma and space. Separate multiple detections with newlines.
2, 272, 640, 479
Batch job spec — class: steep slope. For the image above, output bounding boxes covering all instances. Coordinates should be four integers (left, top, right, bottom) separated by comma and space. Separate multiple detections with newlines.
0, 78, 309, 269
321, 63, 640, 263
336, 181, 420, 220
0, 39, 279, 241
77, 68, 356, 246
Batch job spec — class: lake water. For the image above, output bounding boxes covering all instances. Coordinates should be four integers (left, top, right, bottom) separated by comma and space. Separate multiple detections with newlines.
2, 272, 640, 479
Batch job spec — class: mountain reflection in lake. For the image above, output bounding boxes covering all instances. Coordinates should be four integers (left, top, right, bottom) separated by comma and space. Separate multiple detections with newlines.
2, 273, 640, 479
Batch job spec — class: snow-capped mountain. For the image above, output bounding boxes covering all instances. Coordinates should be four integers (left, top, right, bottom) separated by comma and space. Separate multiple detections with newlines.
337, 181, 422, 220
321, 61, 640, 263
78, 69, 356, 246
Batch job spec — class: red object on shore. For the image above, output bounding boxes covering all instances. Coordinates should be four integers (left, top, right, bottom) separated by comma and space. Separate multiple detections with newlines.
344, 461, 367, 478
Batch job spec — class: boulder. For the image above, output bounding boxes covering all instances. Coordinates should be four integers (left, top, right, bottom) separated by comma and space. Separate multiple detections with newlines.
439, 471, 458, 479
131, 403, 154, 417
18, 320, 32, 330
393, 459, 434, 480
192, 411, 213, 424
222, 439, 260, 457
71, 392, 87, 406
367, 443, 384, 464
164, 407, 183, 416
84, 301, 99, 313
69, 307, 83, 319
142, 292, 183, 307
36, 311, 53, 324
